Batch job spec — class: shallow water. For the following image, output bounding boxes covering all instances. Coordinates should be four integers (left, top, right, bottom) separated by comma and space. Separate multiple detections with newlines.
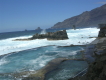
0, 46, 84, 73
45, 60, 88, 80
0, 28, 99, 80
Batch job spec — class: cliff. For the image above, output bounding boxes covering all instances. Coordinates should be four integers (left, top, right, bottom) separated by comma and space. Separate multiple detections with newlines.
51, 4, 106, 29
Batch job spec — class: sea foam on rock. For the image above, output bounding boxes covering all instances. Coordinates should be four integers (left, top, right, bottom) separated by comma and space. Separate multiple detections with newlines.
13, 30, 68, 41
68, 25, 106, 80
31, 30, 68, 40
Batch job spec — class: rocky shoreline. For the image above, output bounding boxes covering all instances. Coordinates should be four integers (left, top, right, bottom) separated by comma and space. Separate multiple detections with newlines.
0, 45, 86, 80
68, 25, 106, 80
2, 26, 106, 80
0, 57, 86, 80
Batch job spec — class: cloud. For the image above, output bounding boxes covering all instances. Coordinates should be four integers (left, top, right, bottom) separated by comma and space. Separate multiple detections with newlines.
97, 1, 106, 4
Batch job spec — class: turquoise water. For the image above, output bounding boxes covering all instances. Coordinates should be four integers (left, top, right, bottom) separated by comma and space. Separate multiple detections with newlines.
45, 60, 88, 80
0, 46, 84, 73
0, 45, 86, 80
0, 28, 99, 80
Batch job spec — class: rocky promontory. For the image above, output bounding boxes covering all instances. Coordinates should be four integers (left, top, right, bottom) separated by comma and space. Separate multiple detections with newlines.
13, 30, 68, 41
69, 24, 106, 80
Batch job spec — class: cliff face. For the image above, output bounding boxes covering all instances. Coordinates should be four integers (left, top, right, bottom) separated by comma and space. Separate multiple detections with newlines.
51, 4, 106, 29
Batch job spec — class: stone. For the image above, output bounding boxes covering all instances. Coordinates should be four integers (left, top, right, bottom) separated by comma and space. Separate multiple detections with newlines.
13, 30, 69, 41
31, 30, 68, 40
98, 25, 106, 37
35, 27, 42, 30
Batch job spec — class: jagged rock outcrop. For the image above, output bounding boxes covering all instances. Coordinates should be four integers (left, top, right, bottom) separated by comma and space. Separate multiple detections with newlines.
68, 25, 106, 80
35, 27, 42, 30
98, 24, 106, 37
85, 52, 106, 80
69, 50, 106, 80
13, 30, 68, 41
51, 4, 106, 29
31, 30, 68, 40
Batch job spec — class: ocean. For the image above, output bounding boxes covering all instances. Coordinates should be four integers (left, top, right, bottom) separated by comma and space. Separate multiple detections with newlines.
0, 28, 99, 80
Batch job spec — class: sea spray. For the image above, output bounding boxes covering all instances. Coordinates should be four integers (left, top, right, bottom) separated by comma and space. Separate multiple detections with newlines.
40, 29, 47, 34
0, 28, 99, 55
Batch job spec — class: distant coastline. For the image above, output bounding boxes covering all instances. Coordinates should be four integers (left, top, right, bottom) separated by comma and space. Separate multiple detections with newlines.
51, 4, 106, 29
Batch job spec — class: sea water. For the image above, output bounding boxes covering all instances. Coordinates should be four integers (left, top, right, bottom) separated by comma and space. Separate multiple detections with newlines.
0, 28, 99, 80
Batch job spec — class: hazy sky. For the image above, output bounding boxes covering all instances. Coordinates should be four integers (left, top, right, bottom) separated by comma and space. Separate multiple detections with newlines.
0, 0, 106, 33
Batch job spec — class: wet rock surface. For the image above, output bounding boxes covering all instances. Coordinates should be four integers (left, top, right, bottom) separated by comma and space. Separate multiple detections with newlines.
69, 51, 106, 80
98, 26, 106, 37
68, 25, 106, 80
13, 30, 68, 41
31, 30, 68, 40
22, 58, 86, 80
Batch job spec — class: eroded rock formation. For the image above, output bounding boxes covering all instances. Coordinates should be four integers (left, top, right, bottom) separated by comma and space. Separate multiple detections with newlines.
13, 30, 68, 41
69, 24, 106, 80
98, 24, 106, 37
31, 30, 68, 40
69, 50, 106, 80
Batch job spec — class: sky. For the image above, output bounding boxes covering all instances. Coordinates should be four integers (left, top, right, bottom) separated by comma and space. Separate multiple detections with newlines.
0, 0, 106, 33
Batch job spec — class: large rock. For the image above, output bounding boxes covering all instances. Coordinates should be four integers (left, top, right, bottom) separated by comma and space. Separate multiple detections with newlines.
85, 52, 106, 80
68, 49, 106, 80
98, 25, 106, 37
13, 30, 68, 41
35, 27, 42, 30
68, 37, 106, 80
31, 30, 68, 40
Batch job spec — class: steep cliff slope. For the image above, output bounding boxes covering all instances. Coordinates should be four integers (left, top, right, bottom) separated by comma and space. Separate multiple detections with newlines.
51, 4, 106, 29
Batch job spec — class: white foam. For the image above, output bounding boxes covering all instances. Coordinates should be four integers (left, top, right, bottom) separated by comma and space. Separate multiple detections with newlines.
28, 55, 54, 70
0, 55, 9, 65
0, 28, 99, 55
40, 29, 47, 34
0, 59, 8, 65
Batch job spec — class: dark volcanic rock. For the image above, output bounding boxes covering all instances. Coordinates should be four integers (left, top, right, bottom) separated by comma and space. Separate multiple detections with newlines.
85, 52, 106, 80
31, 30, 68, 40
68, 51, 106, 80
35, 27, 42, 30
51, 4, 106, 29
13, 30, 68, 41
98, 24, 106, 37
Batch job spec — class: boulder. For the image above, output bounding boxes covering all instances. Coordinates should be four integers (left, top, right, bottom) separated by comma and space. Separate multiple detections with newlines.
98, 25, 106, 37
13, 30, 68, 41
31, 30, 68, 40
